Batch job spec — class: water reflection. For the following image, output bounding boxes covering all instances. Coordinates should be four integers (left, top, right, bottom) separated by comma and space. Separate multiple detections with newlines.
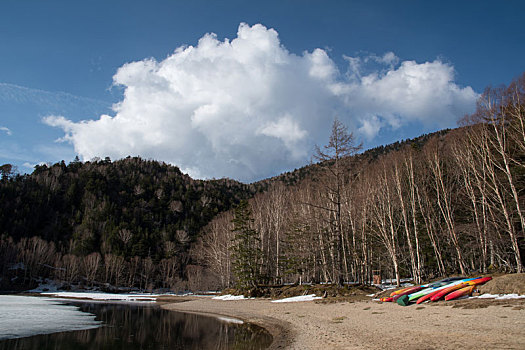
0, 301, 272, 350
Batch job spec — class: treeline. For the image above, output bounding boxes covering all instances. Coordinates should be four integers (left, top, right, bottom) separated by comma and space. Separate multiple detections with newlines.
0, 157, 255, 290
0, 236, 215, 291
196, 73, 525, 289
1, 74, 524, 292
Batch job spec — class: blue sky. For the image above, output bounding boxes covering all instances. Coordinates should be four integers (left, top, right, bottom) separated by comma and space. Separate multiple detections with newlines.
0, 0, 523, 182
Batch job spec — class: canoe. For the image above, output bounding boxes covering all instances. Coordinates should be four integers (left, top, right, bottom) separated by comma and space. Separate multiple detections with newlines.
430, 276, 492, 302
444, 285, 476, 301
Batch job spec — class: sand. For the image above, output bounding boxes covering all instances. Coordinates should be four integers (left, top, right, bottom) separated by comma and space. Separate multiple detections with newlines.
161, 296, 525, 349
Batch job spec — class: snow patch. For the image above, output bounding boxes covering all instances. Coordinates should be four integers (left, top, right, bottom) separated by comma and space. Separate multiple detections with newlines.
271, 294, 322, 303
212, 294, 247, 301
0, 295, 100, 340
216, 316, 244, 324
376, 282, 414, 291
41, 291, 159, 302
475, 293, 525, 300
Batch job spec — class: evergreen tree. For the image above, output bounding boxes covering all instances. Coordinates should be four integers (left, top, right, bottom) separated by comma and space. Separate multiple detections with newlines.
231, 200, 262, 289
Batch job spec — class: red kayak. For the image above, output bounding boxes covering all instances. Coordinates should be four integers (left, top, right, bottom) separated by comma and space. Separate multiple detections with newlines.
430, 277, 492, 302
445, 277, 492, 301
444, 285, 476, 301
389, 287, 413, 297
430, 283, 468, 301
392, 286, 423, 301
416, 288, 446, 304
379, 297, 393, 302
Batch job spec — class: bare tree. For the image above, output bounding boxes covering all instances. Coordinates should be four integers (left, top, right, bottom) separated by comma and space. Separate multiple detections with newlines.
83, 252, 101, 286
57, 254, 80, 285
104, 254, 125, 286
314, 117, 362, 285
426, 140, 467, 275
141, 257, 155, 291
393, 152, 422, 283
198, 211, 234, 288
17, 237, 56, 282
461, 76, 525, 272
368, 160, 402, 286
118, 229, 133, 246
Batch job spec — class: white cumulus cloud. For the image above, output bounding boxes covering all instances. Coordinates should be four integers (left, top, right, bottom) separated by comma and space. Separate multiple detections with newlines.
0, 126, 12, 135
45, 23, 478, 181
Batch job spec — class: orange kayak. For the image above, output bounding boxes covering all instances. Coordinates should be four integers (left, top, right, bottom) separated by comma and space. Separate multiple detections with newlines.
430, 283, 468, 301
444, 285, 476, 301
416, 285, 458, 304
444, 276, 492, 301
430, 277, 492, 302
392, 286, 423, 301
416, 289, 439, 304
390, 287, 413, 297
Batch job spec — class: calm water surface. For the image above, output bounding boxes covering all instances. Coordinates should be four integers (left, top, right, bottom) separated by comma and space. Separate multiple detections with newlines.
0, 300, 272, 350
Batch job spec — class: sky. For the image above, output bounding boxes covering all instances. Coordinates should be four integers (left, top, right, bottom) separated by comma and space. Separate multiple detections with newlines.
0, 0, 523, 182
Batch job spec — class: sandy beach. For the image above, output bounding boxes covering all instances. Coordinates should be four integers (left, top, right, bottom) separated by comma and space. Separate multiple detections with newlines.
161, 297, 525, 349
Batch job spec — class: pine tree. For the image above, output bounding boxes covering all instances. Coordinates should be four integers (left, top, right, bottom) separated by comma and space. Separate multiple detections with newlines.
230, 200, 262, 289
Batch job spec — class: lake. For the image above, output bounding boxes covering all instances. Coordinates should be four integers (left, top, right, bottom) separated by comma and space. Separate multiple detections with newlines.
0, 298, 272, 350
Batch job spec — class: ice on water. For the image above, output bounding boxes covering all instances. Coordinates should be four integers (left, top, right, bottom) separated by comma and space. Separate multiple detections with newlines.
0, 295, 100, 340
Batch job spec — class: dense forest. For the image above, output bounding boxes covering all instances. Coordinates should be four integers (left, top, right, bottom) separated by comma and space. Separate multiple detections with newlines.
1, 73, 524, 292
0, 157, 257, 290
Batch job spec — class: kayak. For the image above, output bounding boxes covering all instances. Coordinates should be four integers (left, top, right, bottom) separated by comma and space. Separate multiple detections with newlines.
390, 287, 414, 297
444, 285, 476, 301
415, 278, 476, 304
430, 282, 470, 301
379, 297, 393, 302
444, 276, 492, 301
392, 286, 423, 301
430, 277, 492, 302
389, 277, 463, 298
396, 278, 468, 306
408, 278, 469, 302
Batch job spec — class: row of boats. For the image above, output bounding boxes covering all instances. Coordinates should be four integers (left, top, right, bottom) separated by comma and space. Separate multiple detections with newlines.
379, 276, 492, 306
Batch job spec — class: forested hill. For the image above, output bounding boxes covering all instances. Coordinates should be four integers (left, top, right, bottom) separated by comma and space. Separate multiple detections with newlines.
0, 157, 255, 259
259, 128, 451, 187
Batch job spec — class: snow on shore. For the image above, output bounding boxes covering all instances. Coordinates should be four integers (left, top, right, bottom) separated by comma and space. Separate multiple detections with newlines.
0, 295, 100, 340
212, 294, 248, 300
40, 291, 160, 302
475, 293, 525, 300
271, 294, 322, 303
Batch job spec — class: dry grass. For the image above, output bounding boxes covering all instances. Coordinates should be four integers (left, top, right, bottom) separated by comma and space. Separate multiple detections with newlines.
478, 273, 525, 295
222, 283, 381, 301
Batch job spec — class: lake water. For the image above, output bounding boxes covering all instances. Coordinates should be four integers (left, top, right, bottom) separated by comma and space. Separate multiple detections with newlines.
0, 299, 272, 350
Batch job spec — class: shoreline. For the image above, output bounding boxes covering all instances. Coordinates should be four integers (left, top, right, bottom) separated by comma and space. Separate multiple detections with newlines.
159, 296, 294, 349
161, 296, 525, 349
